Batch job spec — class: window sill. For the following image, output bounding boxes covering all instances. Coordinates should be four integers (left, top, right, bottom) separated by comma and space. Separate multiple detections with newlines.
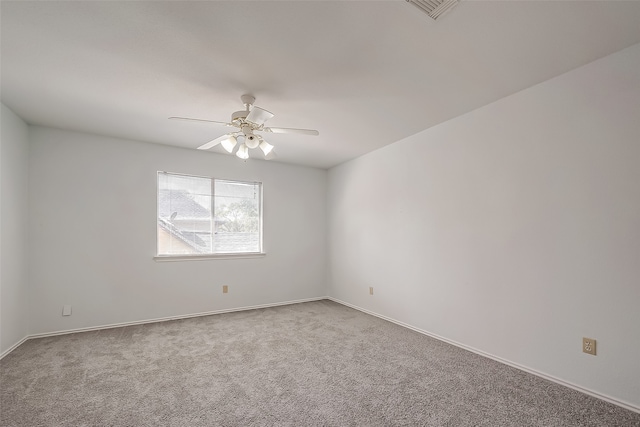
154, 253, 266, 262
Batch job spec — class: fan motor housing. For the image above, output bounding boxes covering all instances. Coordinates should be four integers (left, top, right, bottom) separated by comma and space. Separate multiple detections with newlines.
231, 110, 247, 121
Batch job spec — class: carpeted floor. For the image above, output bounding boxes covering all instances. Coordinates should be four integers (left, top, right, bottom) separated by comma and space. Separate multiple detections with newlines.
1, 300, 639, 426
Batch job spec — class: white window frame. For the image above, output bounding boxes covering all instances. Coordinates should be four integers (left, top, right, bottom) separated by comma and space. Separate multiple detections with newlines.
154, 171, 265, 262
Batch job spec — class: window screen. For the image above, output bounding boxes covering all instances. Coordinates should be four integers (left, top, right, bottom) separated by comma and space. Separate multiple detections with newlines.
157, 172, 262, 256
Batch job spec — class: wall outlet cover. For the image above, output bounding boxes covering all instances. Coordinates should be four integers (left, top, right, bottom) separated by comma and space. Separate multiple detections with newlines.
62, 305, 72, 316
583, 337, 596, 356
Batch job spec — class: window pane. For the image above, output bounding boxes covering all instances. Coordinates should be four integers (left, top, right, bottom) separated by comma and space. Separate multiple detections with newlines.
214, 180, 261, 253
158, 173, 212, 255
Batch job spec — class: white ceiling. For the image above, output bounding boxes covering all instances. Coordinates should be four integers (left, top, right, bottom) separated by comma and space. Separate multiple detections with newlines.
2, 1, 640, 169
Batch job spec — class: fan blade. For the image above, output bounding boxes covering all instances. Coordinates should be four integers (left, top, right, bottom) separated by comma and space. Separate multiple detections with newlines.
197, 134, 230, 150
263, 126, 319, 136
169, 116, 231, 126
246, 106, 274, 125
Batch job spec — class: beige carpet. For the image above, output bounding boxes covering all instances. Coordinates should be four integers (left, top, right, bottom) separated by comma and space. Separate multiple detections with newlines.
1, 300, 639, 426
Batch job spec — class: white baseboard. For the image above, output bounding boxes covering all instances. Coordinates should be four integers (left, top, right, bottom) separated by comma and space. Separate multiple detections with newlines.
326, 296, 640, 414
0, 336, 29, 360
2, 297, 326, 358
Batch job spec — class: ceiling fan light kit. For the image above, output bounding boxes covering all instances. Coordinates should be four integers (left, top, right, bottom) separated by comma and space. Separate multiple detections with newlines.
259, 140, 274, 156
220, 135, 237, 153
245, 134, 260, 149
170, 94, 319, 161
236, 143, 249, 160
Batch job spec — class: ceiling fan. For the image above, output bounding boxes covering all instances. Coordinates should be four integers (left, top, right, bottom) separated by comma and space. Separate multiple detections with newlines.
170, 94, 319, 160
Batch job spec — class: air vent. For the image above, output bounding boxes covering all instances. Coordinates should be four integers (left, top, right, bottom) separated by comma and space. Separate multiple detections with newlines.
406, 0, 459, 20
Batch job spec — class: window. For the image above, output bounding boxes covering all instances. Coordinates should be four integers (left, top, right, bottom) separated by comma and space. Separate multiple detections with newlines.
157, 172, 262, 257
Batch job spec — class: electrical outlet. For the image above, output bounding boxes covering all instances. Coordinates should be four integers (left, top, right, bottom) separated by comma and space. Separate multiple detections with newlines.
369, 287, 374, 295
583, 337, 596, 356
223, 285, 228, 294
62, 305, 72, 316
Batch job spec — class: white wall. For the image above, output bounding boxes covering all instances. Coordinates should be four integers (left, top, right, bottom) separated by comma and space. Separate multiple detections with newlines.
328, 43, 640, 408
1, 103, 30, 355
28, 127, 326, 334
